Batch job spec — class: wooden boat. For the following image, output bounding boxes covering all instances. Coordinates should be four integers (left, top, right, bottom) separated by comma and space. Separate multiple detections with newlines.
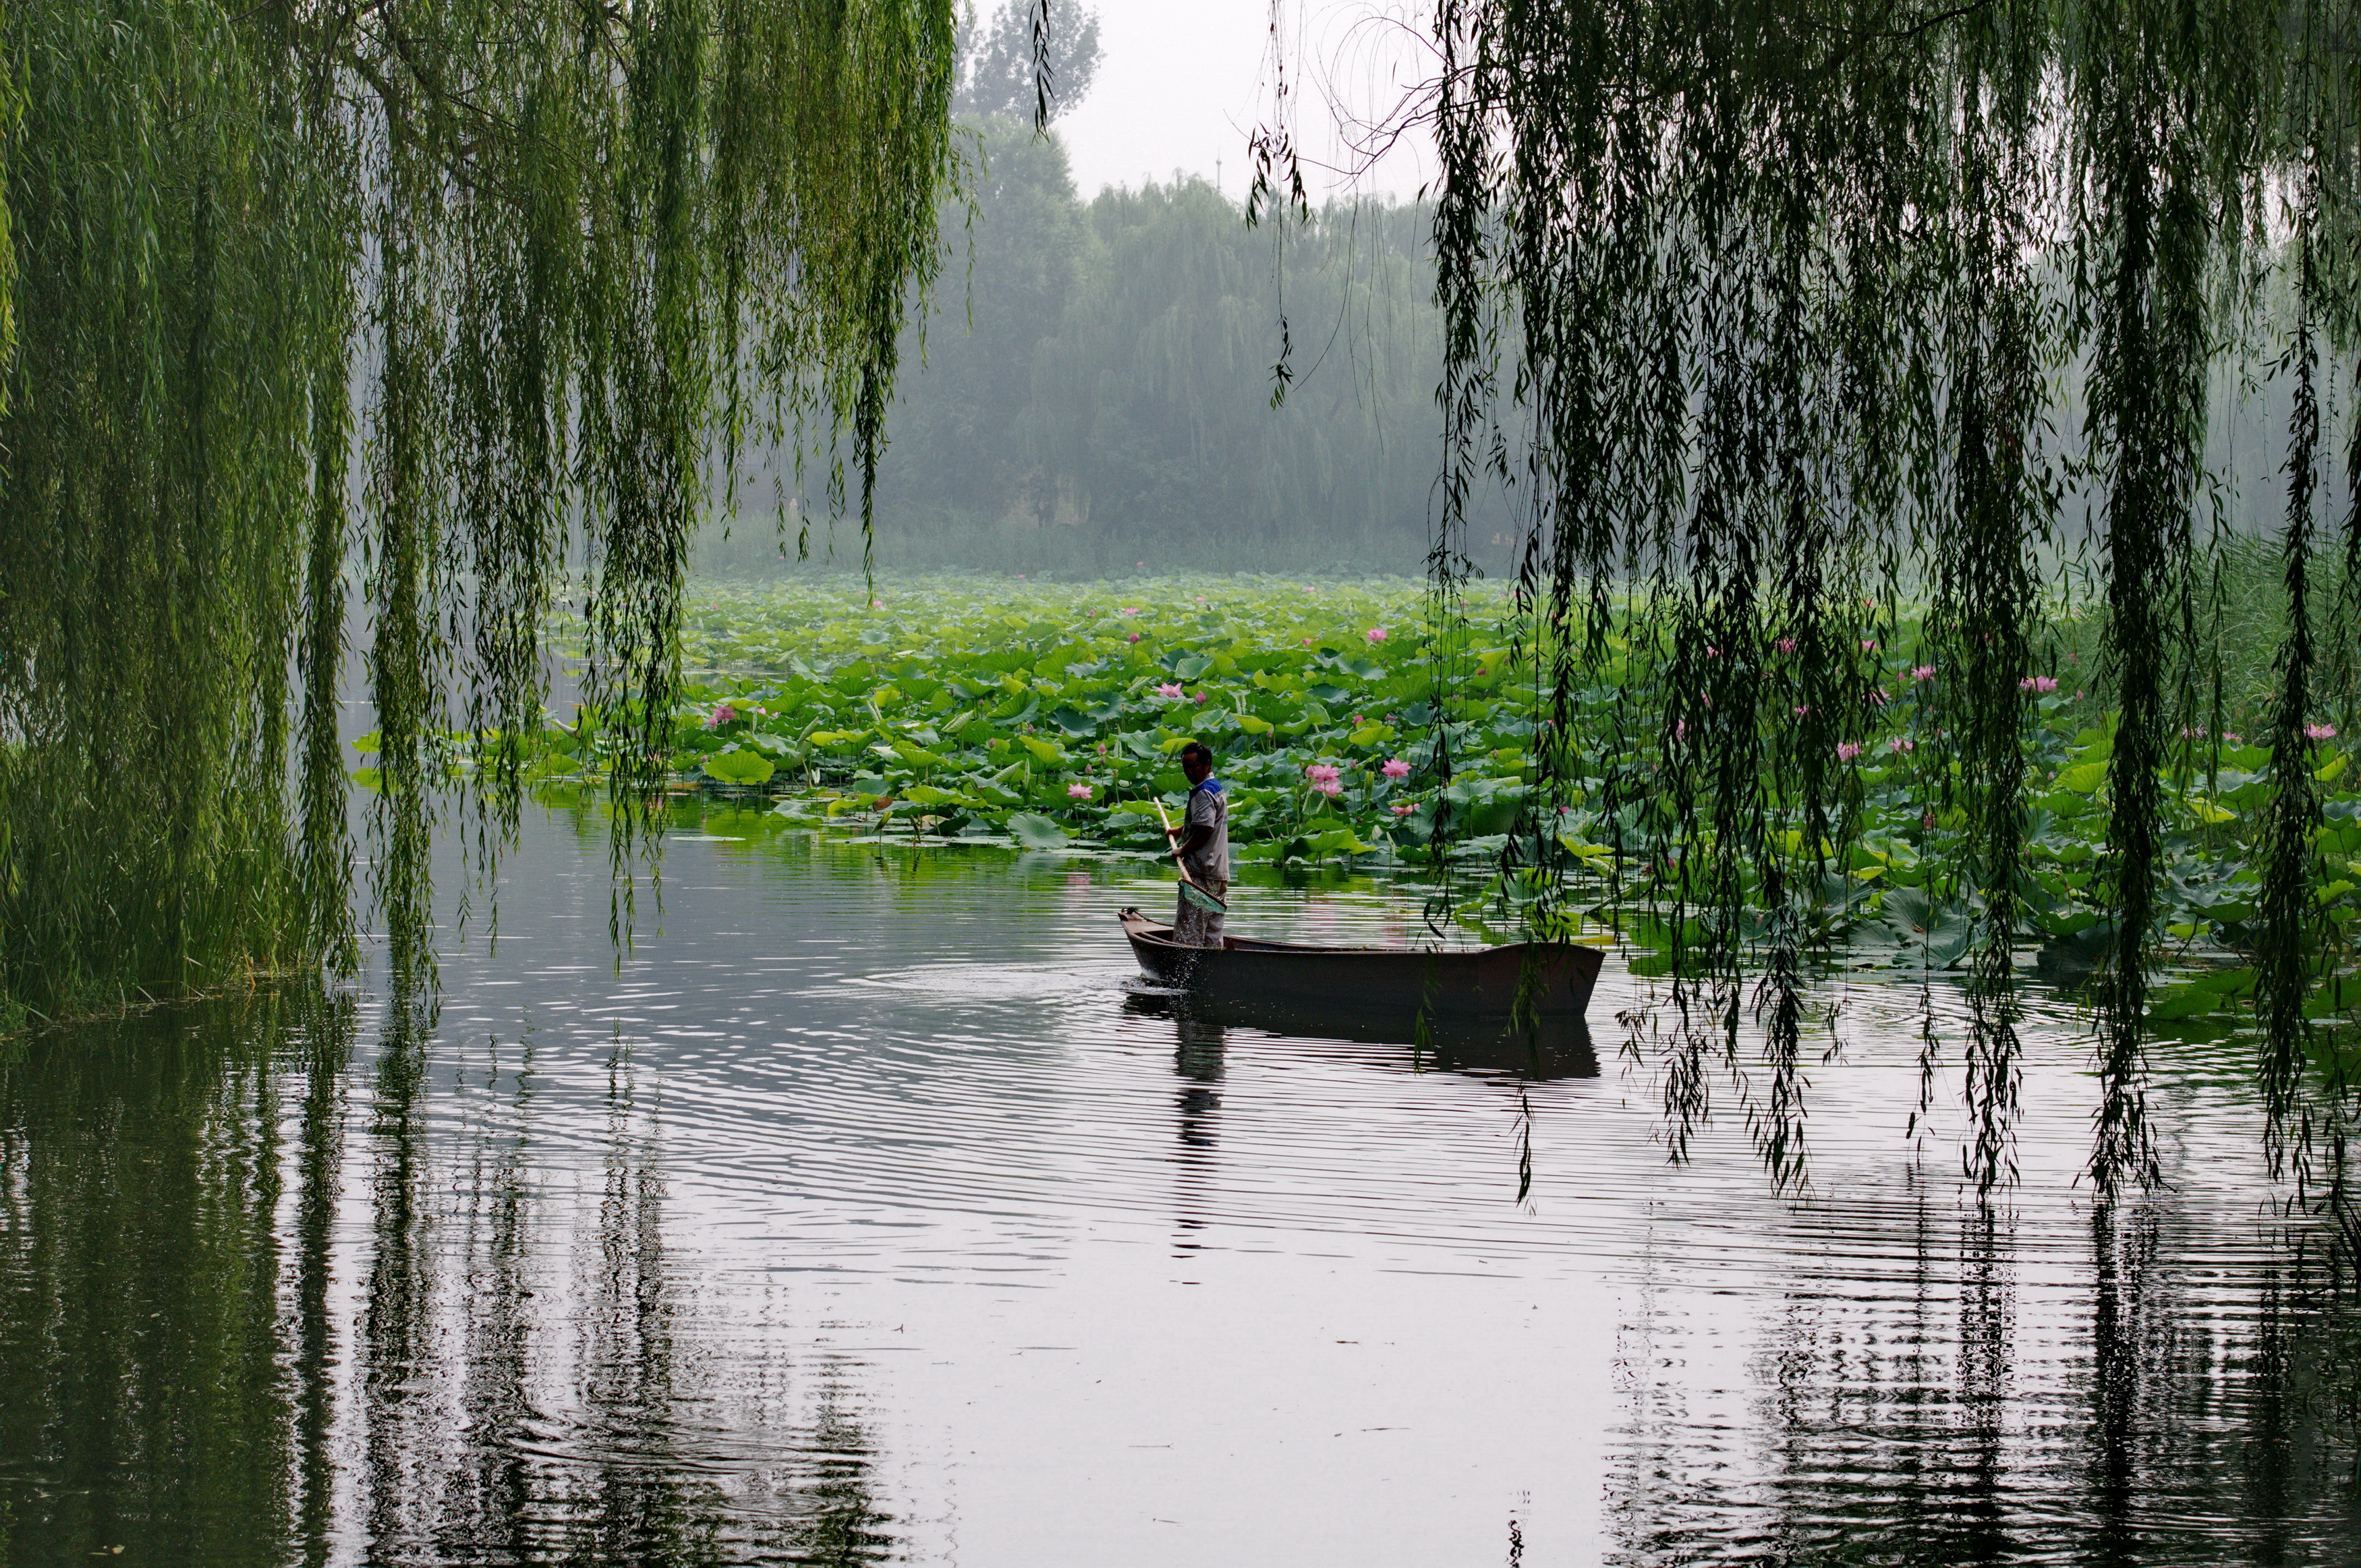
1116, 907, 1604, 1018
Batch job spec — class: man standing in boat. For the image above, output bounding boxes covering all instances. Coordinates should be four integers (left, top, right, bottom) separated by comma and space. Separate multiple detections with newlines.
1170, 741, 1229, 946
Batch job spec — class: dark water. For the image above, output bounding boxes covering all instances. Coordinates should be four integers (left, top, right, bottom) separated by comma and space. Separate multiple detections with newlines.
3, 799, 2358, 1566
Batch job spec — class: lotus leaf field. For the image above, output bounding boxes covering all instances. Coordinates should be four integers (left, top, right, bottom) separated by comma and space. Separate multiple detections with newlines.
358, 575, 2361, 1030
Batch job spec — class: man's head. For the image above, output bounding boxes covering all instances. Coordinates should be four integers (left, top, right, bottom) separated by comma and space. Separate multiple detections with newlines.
1179, 741, 1214, 784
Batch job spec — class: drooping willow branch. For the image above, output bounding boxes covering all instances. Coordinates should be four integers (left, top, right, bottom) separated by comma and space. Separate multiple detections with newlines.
0, 0, 961, 1014
1411, 0, 2361, 1220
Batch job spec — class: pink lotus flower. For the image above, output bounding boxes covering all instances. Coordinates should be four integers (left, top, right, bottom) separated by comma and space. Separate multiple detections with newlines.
2180, 724, 2207, 740
1777, 637, 1796, 654
1382, 757, 1411, 780
1794, 705, 1811, 718
1315, 778, 1343, 798
1837, 741, 1864, 761
1392, 802, 1415, 816
1366, 627, 1388, 643
1889, 737, 1914, 754
2308, 724, 2339, 741
1910, 665, 1935, 681
2018, 675, 2059, 693
1120, 607, 1141, 616
1127, 632, 1141, 643
1705, 646, 1722, 658
1865, 689, 1887, 707
1193, 691, 1207, 703
1156, 682, 1184, 698
870, 600, 886, 610
2224, 732, 2243, 745
704, 705, 737, 728
1137, 560, 1145, 567
1861, 639, 1877, 652
1066, 782, 1093, 798
1306, 763, 1342, 784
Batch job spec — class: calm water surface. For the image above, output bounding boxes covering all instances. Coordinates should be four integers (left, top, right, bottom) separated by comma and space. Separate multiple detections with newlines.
2, 799, 2358, 1565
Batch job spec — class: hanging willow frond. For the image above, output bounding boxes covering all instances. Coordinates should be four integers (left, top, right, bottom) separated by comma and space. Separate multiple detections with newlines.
0, 0, 959, 1014
1422, 0, 2361, 1216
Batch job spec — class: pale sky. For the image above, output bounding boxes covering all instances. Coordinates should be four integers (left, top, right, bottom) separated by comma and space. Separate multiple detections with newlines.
1056, 0, 1437, 203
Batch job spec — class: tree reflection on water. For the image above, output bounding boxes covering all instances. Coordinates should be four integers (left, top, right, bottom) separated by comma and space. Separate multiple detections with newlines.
0, 987, 898, 1567
1605, 1190, 2361, 1564
0, 987, 335, 1566
7, 973, 2361, 1564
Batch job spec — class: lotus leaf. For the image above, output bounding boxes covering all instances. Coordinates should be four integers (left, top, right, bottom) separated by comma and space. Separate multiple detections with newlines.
703, 749, 776, 786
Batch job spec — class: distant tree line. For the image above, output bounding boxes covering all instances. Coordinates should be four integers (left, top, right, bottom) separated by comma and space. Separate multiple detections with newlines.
708, 124, 2327, 584
707, 121, 1508, 578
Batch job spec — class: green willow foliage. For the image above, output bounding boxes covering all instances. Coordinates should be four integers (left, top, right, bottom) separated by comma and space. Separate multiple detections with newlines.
1411, 0, 2361, 1231
0, 0, 960, 1016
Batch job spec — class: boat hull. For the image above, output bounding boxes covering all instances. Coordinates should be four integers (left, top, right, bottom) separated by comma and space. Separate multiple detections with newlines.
1117, 907, 1603, 1018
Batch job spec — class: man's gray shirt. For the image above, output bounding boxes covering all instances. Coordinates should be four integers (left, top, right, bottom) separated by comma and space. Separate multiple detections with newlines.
1182, 780, 1229, 884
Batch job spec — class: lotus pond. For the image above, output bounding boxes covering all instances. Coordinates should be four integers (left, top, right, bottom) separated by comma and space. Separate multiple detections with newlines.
362, 573, 2361, 1025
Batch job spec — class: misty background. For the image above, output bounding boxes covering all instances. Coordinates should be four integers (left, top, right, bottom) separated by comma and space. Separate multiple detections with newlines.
698, 0, 2323, 584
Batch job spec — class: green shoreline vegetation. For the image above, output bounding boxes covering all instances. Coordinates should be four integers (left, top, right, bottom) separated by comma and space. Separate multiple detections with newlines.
355, 568, 2361, 1052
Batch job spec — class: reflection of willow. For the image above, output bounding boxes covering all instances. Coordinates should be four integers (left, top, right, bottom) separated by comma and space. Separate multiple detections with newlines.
293, 989, 357, 1565
0, 984, 349, 1567
358, 986, 438, 1563
548, 1049, 740, 1563
4, 985, 905, 1563
2084, 1204, 2169, 1567
435, 1037, 540, 1563
347, 1037, 900, 1565
562, 1052, 899, 1566
776, 1372, 899, 1566
1605, 1194, 2028, 1563
1170, 1012, 1227, 1256
1607, 1193, 2361, 1565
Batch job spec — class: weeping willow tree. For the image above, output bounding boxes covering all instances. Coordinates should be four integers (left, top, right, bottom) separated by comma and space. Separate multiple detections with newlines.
1365, 0, 2361, 1246
0, 0, 977, 1017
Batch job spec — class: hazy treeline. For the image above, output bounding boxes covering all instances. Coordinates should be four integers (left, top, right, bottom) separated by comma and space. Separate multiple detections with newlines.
705, 122, 1501, 578
702, 132, 2327, 585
